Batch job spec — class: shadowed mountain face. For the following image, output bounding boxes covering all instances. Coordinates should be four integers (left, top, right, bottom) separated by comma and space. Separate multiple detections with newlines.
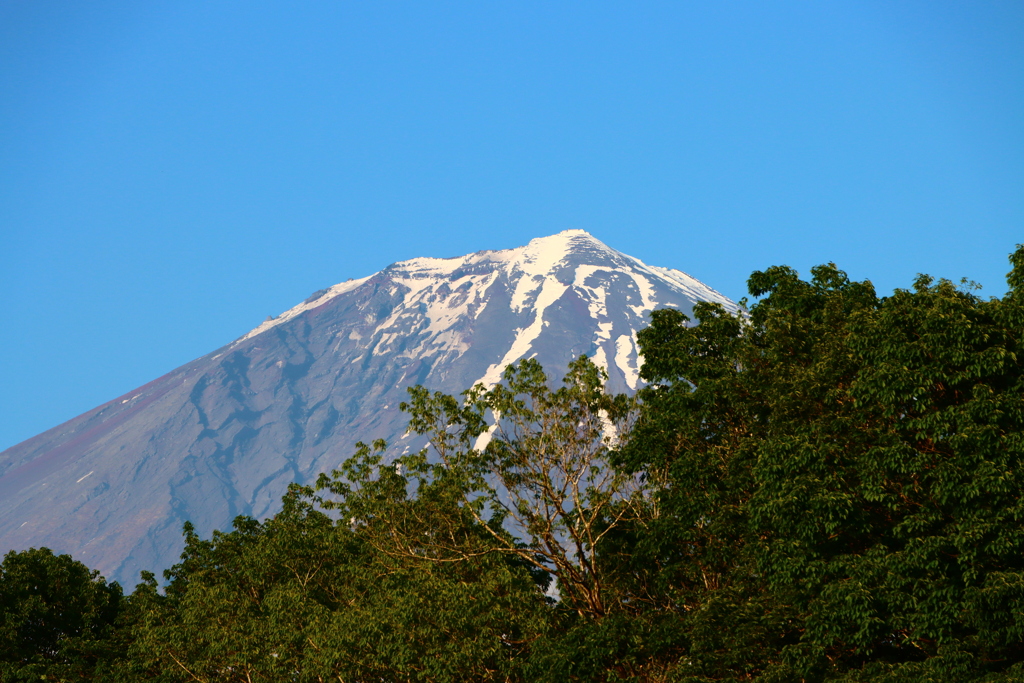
0, 231, 735, 587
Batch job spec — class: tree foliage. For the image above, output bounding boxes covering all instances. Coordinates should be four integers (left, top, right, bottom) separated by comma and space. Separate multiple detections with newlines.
620, 247, 1024, 681
344, 355, 644, 620
118, 487, 549, 682
4, 246, 1023, 682
0, 547, 122, 682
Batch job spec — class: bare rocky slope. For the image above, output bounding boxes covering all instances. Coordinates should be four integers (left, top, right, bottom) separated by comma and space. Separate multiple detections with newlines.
0, 231, 735, 587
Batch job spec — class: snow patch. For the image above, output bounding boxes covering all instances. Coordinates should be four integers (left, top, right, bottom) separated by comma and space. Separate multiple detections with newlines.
474, 421, 499, 451
510, 275, 543, 312
514, 231, 580, 277
573, 265, 611, 320
615, 334, 640, 390
238, 275, 372, 343
474, 277, 569, 388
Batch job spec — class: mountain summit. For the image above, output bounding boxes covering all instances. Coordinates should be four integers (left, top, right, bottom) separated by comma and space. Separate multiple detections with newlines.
0, 231, 735, 586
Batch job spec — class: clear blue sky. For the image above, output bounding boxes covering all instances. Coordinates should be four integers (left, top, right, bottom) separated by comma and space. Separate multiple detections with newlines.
2, 1, 1022, 451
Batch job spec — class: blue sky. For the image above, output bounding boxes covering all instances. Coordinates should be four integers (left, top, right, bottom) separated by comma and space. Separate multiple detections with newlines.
2, 1, 1022, 451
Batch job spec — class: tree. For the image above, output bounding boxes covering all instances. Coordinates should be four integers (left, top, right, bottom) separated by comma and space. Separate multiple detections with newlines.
41, 246, 1024, 683
314, 356, 688, 681
620, 247, 1024, 681
321, 356, 644, 621
0, 547, 122, 682
118, 356, 649, 681
124, 484, 549, 682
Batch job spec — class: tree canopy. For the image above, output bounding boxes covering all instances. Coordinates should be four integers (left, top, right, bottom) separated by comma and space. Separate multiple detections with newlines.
619, 248, 1024, 681
2, 245, 1022, 682
0, 547, 122, 682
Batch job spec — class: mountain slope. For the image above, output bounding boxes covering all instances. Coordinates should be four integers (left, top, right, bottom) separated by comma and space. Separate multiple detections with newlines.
0, 230, 735, 586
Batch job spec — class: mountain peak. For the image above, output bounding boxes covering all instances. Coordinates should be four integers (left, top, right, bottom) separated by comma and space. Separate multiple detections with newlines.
0, 232, 735, 586
514, 230, 616, 276
241, 232, 621, 343
523, 228, 602, 252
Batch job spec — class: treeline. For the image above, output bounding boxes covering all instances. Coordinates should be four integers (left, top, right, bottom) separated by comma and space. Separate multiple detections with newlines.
4, 249, 1024, 682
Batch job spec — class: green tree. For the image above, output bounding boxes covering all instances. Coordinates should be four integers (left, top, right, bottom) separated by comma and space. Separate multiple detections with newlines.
620, 247, 1024, 681
124, 482, 549, 682
0, 547, 122, 682
318, 355, 678, 681
377, 355, 643, 620
86, 245, 1024, 683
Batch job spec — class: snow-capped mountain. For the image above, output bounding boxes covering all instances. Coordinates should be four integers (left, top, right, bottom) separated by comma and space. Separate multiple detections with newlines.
0, 230, 735, 586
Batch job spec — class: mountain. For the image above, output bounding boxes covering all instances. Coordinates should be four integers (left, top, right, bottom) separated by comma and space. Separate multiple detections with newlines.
0, 230, 736, 587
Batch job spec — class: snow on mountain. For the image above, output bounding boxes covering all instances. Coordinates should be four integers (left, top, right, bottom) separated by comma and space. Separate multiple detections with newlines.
0, 230, 735, 586
245, 230, 731, 389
